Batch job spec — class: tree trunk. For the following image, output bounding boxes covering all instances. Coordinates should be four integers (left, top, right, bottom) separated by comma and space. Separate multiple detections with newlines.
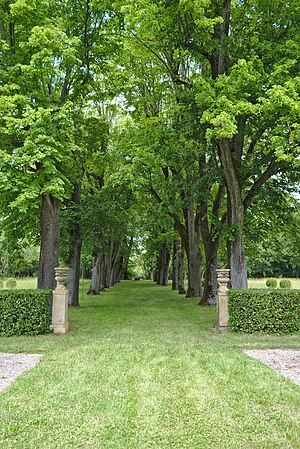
218, 138, 248, 289
171, 239, 180, 290
122, 236, 133, 280
199, 185, 225, 305
157, 243, 170, 286
178, 239, 186, 294
230, 229, 247, 289
105, 240, 121, 287
184, 205, 202, 298
68, 243, 81, 306
88, 251, 105, 295
200, 243, 218, 305
38, 194, 61, 290
68, 183, 81, 307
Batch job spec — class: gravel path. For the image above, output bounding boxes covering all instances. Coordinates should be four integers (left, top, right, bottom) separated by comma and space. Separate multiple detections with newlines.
0, 350, 299, 394
0, 353, 43, 393
245, 349, 300, 386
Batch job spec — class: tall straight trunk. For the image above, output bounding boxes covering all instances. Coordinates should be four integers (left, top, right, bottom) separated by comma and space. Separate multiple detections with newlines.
149, 265, 155, 281
68, 183, 81, 307
157, 243, 170, 286
171, 239, 180, 290
88, 251, 105, 295
199, 185, 225, 305
111, 246, 122, 285
153, 261, 158, 283
68, 243, 81, 305
218, 138, 248, 289
184, 205, 202, 298
105, 240, 121, 287
122, 236, 133, 280
38, 194, 61, 290
201, 243, 219, 305
230, 225, 247, 289
172, 238, 186, 294
178, 239, 186, 294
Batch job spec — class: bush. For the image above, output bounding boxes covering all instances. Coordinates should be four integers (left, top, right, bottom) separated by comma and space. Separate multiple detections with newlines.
5, 278, 17, 289
279, 279, 292, 289
229, 289, 300, 334
0, 280, 3, 289
266, 278, 277, 288
0, 290, 52, 336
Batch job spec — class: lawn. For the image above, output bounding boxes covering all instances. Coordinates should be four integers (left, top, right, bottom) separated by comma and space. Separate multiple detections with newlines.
248, 278, 300, 289
0, 280, 299, 449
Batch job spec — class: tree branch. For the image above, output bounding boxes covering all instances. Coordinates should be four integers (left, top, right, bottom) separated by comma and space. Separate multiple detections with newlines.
243, 161, 284, 210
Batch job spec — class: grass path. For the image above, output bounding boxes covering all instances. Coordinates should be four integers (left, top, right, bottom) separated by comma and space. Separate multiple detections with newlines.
0, 280, 299, 449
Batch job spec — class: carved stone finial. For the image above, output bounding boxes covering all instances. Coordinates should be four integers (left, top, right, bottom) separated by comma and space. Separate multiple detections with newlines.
54, 267, 68, 290
216, 268, 230, 292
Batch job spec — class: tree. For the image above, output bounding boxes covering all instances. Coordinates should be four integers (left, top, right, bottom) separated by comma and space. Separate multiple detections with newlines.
0, 0, 82, 288
197, 0, 300, 287
0, 0, 122, 291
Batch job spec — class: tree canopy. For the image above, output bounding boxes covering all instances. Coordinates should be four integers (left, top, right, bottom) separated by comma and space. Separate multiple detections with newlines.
0, 0, 299, 303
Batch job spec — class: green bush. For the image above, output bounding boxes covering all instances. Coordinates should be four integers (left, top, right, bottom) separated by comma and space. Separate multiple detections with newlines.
279, 279, 292, 289
0, 290, 52, 336
5, 277, 17, 289
229, 289, 300, 334
0, 280, 3, 289
266, 278, 277, 288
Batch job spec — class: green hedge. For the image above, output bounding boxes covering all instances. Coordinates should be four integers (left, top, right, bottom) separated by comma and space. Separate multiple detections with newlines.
279, 279, 292, 289
228, 289, 300, 334
266, 278, 277, 288
0, 290, 52, 337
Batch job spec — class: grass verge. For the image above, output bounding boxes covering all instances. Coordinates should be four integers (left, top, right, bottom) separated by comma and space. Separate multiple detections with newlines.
0, 280, 299, 449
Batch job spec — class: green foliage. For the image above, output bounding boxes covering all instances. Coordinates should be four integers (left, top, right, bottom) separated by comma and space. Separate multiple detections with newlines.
229, 289, 300, 334
266, 278, 277, 288
279, 279, 292, 289
5, 278, 17, 289
0, 290, 52, 336
245, 186, 300, 278
0, 280, 3, 289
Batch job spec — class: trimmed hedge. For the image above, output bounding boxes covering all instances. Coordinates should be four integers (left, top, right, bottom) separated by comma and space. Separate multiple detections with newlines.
5, 278, 17, 289
229, 289, 300, 334
0, 290, 52, 336
266, 278, 277, 288
279, 279, 292, 289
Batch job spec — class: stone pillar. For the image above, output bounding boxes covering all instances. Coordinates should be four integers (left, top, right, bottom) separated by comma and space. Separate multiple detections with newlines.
216, 268, 230, 331
50, 267, 69, 334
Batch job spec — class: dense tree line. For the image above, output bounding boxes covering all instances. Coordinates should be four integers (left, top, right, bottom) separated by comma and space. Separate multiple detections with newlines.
0, 0, 299, 305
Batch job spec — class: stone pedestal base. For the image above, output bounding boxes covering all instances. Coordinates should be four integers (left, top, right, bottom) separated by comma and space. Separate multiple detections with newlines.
217, 294, 229, 331
50, 323, 69, 334
51, 287, 69, 334
216, 268, 230, 331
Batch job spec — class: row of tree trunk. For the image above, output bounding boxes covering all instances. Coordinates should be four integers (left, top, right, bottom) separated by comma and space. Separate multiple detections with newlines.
87, 239, 125, 296
36, 189, 241, 308
37, 185, 133, 307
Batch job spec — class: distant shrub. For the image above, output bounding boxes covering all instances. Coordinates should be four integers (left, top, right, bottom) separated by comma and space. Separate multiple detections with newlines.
229, 289, 300, 334
266, 278, 277, 288
5, 278, 17, 289
0, 290, 52, 336
279, 279, 292, 289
